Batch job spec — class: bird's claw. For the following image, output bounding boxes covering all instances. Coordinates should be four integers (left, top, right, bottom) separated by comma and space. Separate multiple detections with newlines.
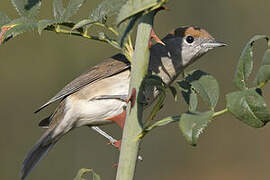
108, 140, 122, 150
127, 88, 136, 108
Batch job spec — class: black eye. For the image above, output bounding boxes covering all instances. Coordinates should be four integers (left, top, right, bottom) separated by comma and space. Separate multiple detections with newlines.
186, 36, 194, 44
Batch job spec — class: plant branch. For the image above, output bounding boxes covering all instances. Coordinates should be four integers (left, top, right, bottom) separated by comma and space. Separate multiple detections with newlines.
45, 25, 121, 49
123, 35, 134, 61
115, 13, 154, 180
213, 108, 228, 117
93, 22, 119, 36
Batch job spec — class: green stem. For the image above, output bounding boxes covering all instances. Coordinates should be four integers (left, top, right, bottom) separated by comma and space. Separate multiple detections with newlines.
144, 86, 166, 127
45, 26, 121, 50
213, 108, 228, 117
94, 22, 119, 36
115, 13, 154, 180
123, 35, 134, 62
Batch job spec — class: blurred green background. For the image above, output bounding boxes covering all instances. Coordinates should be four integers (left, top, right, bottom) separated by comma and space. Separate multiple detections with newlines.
1, 0, 270, 180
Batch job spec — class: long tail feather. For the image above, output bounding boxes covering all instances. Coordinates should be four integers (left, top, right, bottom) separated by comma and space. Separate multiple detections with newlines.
21, 130, 55, 180
22, 100, 70, 179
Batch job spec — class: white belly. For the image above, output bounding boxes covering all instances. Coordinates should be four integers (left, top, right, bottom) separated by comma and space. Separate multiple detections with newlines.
65, 70, 130, 127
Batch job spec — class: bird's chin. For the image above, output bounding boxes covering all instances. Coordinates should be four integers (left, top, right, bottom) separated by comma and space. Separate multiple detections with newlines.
182, 52, 205, 68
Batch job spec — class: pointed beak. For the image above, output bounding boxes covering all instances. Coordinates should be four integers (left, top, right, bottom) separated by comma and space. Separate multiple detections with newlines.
202, 39, 227, 49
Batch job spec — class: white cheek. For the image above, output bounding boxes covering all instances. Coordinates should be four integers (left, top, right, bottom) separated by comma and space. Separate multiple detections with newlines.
181, 45, 201, 66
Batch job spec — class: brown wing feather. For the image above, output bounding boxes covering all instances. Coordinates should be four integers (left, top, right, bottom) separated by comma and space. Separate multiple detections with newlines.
35, 54, 130, 113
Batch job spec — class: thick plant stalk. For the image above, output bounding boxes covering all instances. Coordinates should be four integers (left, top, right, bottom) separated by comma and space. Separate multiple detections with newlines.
115, 13, 154, 180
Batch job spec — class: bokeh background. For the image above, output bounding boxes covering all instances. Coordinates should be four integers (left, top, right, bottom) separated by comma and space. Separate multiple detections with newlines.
1, 0, 270, 180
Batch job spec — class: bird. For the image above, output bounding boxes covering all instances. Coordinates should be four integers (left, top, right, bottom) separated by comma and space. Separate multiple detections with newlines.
21, 26, 226, 180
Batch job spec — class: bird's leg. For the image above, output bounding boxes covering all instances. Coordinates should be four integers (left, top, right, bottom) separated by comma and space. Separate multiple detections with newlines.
92, 94, 129, 129
148, 28, 165, 48
91, 92, 136, 149
107, 88, 136, 128
90, 126, 143, 161
104, 109, 126, 150
94, 92, 136, 129
90, 126, 121, 149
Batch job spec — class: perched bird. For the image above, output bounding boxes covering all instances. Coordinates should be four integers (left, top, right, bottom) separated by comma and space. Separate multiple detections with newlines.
21, 26, 226, 180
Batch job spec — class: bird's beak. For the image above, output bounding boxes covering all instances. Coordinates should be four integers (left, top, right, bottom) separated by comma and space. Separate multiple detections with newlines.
202, 39, 227, 49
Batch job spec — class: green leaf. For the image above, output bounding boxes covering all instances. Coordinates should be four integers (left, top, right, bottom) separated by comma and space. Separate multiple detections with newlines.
138, 115, 180, 139
38, 20, 83, 35
189, 91, 198, 112
179, 70, 219, 109
190, 70, 219, 109
62, 0, 85, 21
53, 0, 65, 20
178, 80, 198, 112
169, 86, 177, 101
233, 35, 269, 90
179, 111, 214, 146
145, 86, 166, 124
73, 20, 110, 35
74, 168, 101, 180
73, 0, 128, 38
1, 17, 37, 44
141, 75, 166, 104
89, 0, 127, 24
255, 49, 270, 86
260, 48, 270, 65
11, 0, 41, 17
92, 172, 101, 180
0, 11, 11, 27
145, 116, 180, 131
226, 88, 270, 128
37, 19, 56, 34
73, 19, 93, 30
117, 15, 139, 47
143, 75, 166, 88
116, 0, 167, 25
255, 65, 270, 87
140, 75, 167, 129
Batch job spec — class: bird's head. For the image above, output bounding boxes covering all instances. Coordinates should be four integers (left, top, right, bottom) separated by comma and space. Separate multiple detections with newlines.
162, 26, 226, 67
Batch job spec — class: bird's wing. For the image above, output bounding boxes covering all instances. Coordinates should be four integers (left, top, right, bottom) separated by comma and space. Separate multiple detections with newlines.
35, 54, 130, 113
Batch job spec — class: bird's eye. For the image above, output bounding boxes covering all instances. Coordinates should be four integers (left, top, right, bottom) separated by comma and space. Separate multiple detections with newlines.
186, 36, 194, 44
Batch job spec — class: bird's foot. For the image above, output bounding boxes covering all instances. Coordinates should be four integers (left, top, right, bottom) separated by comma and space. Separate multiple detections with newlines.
108, 139, 122, 150
91, 126, 143, 168
90, 126, 120, 148
92, 94, 128, 129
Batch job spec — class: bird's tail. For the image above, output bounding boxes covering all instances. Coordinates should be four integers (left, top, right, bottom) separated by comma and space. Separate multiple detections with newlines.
21, 129, 57, 180
21, 100, 69, 180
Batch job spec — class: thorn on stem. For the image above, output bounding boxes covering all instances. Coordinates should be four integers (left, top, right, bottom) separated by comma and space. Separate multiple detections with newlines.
0, 24, 17, 43
148, 28, 165, 48
127, 88, 136, 108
